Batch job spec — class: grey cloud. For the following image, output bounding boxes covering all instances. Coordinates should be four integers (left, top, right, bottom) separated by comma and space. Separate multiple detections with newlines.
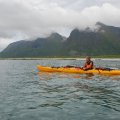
0, 0, 120, 51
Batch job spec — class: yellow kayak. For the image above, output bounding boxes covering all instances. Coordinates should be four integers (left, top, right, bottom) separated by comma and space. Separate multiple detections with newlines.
37, 65, 120, 75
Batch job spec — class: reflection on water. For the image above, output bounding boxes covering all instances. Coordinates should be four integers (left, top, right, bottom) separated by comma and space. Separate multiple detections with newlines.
38, 71, 120, 81
0, 60, 120, 120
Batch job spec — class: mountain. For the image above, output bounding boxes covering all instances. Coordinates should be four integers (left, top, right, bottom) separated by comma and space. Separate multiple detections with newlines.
0, 33, 66, 57
63, 22, 120, 56
0, 22, 120, 57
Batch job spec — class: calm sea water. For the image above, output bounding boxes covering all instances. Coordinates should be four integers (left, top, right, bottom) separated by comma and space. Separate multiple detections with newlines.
0, 59, 120, 120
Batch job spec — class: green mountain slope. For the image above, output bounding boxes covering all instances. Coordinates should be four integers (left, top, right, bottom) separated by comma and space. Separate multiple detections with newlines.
63, 22, 120, 56
0, 33, 65, 57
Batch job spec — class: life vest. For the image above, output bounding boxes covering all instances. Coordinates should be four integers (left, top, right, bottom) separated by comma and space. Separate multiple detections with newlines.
84, 61, 93, 69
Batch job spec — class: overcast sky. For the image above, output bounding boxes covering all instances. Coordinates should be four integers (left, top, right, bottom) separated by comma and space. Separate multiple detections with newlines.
0, 0, 120, 51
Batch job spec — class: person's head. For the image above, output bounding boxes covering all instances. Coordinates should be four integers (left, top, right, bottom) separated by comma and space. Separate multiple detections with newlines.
86, 56, 91, 62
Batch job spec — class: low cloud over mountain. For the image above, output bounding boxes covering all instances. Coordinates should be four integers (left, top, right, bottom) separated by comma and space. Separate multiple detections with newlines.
0, 22, 120, 57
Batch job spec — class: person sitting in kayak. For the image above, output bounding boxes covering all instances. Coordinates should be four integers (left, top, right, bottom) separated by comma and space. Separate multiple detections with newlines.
82, 56, 94, 70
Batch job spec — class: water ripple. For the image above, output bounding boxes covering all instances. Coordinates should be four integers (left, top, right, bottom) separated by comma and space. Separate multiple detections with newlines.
0, 60, 120, 120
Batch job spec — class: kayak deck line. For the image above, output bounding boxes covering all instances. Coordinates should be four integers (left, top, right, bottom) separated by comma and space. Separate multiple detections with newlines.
37, 65, 120, 75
